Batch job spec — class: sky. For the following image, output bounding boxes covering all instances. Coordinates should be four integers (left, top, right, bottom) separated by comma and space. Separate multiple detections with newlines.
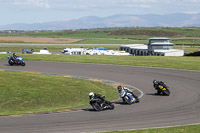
0, 0, 200, 26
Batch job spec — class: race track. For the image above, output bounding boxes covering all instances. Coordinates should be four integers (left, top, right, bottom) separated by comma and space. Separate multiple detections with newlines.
0, 60, 200, 133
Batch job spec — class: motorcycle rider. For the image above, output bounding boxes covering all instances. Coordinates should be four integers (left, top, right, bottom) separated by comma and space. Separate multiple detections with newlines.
153, 80, 166, 95
89, 92, 111, 108
117, 85, 139, 103
11, 53, 18, 60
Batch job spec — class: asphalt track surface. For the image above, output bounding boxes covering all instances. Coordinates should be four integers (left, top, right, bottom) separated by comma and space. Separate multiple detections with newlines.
0, 60, 200, 133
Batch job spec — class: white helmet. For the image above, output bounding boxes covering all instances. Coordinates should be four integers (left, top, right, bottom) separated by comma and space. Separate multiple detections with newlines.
89, 92, 94, 97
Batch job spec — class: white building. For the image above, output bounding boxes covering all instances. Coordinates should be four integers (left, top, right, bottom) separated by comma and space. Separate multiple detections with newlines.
33, 49, 52, 54
62, 48, 86, 55
62, 48, 130, 56
120, 38, 184, 56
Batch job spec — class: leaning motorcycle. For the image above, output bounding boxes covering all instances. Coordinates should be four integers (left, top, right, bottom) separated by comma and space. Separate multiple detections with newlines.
7, 56, 25, 66
120, 90, 138, 105
156, 84, 170, 96
90, 98, 114, 111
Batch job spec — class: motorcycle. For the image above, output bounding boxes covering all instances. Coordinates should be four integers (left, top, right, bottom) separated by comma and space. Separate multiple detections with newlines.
120, 89, 139, 105
90, 98, 114, 111
7, 56, 25, 66
156, 84, 170, 96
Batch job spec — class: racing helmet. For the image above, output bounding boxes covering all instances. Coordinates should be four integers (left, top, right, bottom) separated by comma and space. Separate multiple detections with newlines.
13, 53, 16, 56
117, 85, 122, 92
89, 92, 94, 98
153, 80, 158, 85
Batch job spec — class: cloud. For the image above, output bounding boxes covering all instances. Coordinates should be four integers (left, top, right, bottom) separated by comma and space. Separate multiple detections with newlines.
129, 0, 157, 3
51, 0, 154, 10
180, 0, 200, 2
13, 0, 50, 8
162, 0, 200, 4
126, 4, 151, 8
183, 11, 200, 14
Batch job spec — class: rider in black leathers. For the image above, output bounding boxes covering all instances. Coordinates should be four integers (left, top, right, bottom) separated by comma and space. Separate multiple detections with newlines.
117, 85, 139, 103
153, 80, 166, 95
89, 92, 111, 106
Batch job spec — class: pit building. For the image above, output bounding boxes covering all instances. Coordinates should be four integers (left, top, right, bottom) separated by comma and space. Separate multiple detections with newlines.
120, 38, 184, 56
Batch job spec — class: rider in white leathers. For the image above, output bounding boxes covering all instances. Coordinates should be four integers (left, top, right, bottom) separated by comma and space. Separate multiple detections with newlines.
118, 86, 139, 103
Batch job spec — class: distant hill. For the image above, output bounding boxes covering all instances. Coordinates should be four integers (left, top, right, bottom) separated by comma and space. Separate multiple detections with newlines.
0, 13, 200, 30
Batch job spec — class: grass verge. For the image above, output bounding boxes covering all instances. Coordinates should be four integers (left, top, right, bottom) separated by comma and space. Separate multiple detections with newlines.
0, 44, 199, 53
0, 44, 120, 52
100, 124, 200, 133
1, 54, 200, 71
72, 39, 147, 44
1, 27, 200, 39
0, 71, 118, 116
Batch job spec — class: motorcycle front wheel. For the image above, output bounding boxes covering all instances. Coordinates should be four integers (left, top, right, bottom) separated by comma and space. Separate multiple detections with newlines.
124, 96, 132, 105
108, 104, 115, 110
92, 102, 103, 111
163, 89, 170, 96
21, 62, 25, 66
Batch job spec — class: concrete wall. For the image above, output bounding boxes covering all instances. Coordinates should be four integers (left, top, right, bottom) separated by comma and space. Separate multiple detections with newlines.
164, 50, 184, 56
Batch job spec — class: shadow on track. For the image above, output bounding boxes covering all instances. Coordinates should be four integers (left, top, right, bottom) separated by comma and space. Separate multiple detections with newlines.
4, 64, 21, 67
112, 101, 127, 105
82, 101, 123, 112
82, 108, 96, 112
82, 108, 115, 112
146, 93, 169, 96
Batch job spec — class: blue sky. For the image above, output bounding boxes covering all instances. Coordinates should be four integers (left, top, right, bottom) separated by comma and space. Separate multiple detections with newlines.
1, 0, 200, 26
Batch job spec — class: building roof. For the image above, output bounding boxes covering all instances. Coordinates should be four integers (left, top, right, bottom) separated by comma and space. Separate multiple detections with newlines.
148, 37, 170, 40
150, 42, 174, 45
129, 44, 148, 49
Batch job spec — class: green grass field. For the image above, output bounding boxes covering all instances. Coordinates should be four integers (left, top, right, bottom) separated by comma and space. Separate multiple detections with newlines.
2, 27, 200, 39
0, 71, 118, 116
0, 44, 199, 53
100, 124, 200, 133
0, 27, 200, 133
72, 39, 147, 44
1, 27, 200, 45
1, 54, 200, 71
0, 27, 199, 132
0, 44, 120, 53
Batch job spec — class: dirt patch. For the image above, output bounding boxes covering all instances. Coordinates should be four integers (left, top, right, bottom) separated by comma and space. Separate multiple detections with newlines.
109, 30, 182, 36
0, 37, 83, 44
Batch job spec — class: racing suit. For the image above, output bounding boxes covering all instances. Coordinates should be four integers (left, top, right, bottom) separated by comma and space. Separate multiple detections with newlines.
90, 93, 111, 106
119, 87, 139, 103
154, 81, 165, 95
11, 55, 16, 60
11, 53, 18, 61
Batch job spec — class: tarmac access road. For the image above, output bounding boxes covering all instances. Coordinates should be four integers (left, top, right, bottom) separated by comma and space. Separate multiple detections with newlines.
0, 60, 200, 133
